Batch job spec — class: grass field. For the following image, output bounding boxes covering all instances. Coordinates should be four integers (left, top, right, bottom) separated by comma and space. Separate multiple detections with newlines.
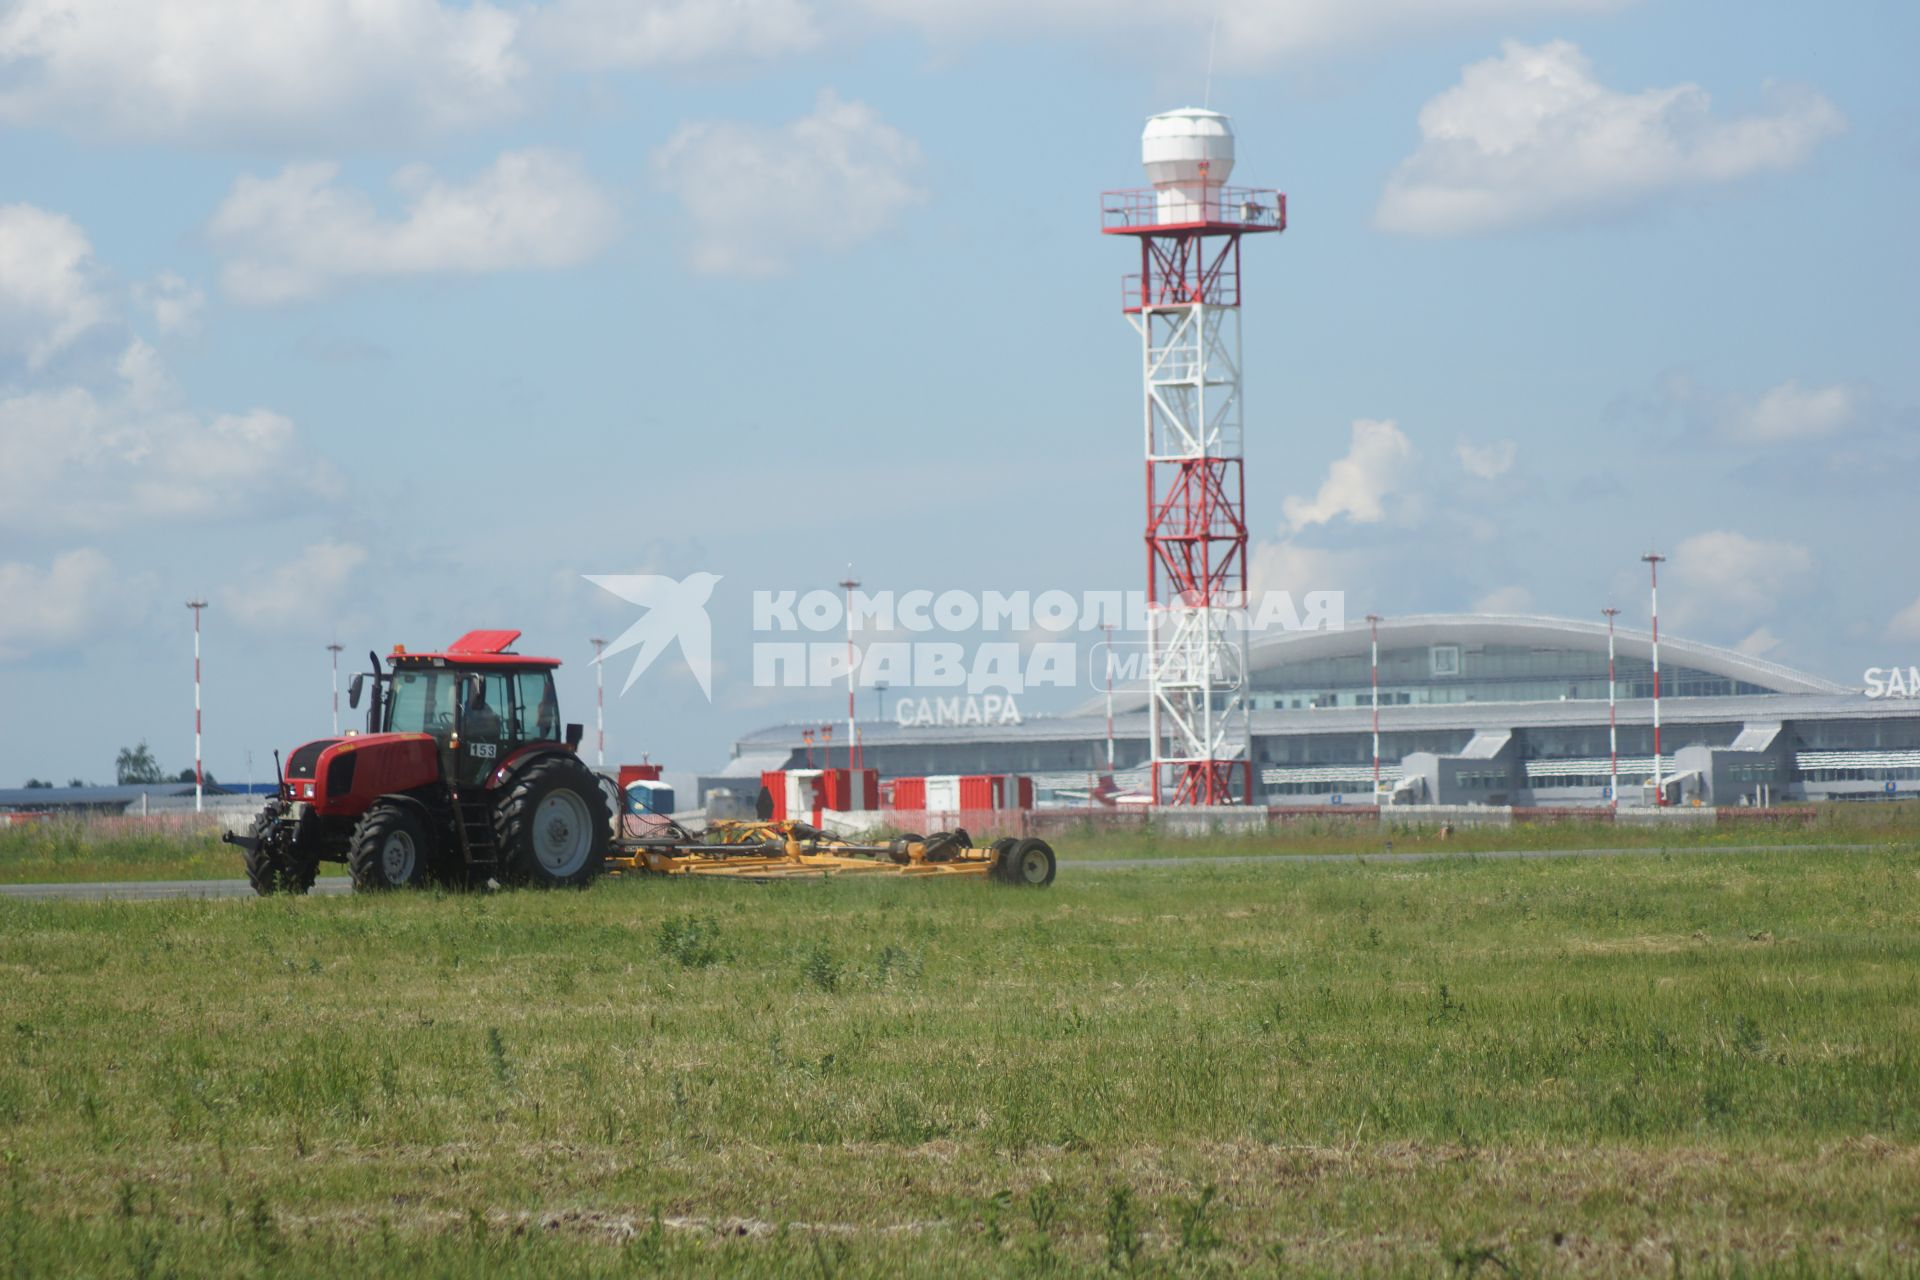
2, 847, 1916, 1275
3, 802, 1917, 884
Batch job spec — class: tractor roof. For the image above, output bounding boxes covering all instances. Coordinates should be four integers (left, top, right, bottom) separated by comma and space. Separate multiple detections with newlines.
390, 629, 561, 669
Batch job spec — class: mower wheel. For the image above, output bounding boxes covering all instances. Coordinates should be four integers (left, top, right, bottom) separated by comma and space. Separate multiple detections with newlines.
1000, 837, 1056, 888
987, 837, 1019, 883
495, 755, 611, 888
348, 802, 433, 891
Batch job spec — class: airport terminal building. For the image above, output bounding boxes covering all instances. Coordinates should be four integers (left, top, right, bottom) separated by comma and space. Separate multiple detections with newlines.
729, 615, 1920, 808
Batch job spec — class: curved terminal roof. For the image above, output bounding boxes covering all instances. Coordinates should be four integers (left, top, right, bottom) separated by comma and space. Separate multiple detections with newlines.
1245, 613, 1845, 694
1079, 612, 1846, 718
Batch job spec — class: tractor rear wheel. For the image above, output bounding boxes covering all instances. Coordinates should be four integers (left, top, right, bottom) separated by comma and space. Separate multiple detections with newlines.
494, 756, 610, 888
348, 802, 433, 891
1000, 837, 1056, 888
243, 803, 317, 896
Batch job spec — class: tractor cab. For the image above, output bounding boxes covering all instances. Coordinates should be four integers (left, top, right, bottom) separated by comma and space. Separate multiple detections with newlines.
356, 631, 579, 786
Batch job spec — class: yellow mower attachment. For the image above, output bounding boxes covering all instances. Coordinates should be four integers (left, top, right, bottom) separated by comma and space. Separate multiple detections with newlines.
605, 822, 1056, 886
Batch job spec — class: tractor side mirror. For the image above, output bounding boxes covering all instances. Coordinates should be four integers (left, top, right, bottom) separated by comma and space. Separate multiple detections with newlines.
755, 785, 775, 821
565, 722, 584, 750
348, 674, 365, 709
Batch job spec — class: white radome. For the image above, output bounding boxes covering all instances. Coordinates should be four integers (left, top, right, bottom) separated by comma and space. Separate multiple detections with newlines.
1142, 108, 1234, 222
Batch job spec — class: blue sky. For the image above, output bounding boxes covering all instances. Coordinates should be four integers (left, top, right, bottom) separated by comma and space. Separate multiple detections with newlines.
1, 0, 1914, 785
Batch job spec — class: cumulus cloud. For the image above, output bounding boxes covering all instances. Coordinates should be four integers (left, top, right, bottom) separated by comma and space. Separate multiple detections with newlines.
1889, 598, 1920, 644
0, 0, 525, 145
1664, 530, 1814, 630
1473, 585, 1534, 613
0, 339, 334, 533
223, 541, 369, 631
131, 272, 207, 337
527, 0, 819, 69
1736, 625, 1782, 657
851, 0, 1637, 64
1456, 438, 1516, 479
0, 548, 132, 660
209, 151, 618, 304
1281, 419, 1413, 531
1721, 379, 1855, 443
0, 204, 108, 368
654, 90, 924, 276
1376, 40, 1844, 236
1647, 372, 1860, 446
1248, 539, 1363, 605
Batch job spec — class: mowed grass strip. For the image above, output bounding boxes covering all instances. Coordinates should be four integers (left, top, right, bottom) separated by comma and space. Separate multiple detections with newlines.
0, 849, 1916, 1275
8, 801, 1915, 884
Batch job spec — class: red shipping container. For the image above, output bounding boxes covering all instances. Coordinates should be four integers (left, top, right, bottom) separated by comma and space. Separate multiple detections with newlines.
957, 775, 1002, 810
1013, 776, 1034, 810
889, 777, 926, 810
618, 763, 663, 791
817, 768, 879, 812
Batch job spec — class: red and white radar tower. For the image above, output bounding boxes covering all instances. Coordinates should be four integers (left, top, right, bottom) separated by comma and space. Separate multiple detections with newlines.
1104, 108, 1284, 804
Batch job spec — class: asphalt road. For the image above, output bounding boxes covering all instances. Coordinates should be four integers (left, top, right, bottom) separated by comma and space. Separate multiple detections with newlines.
0, 842, 1883, 901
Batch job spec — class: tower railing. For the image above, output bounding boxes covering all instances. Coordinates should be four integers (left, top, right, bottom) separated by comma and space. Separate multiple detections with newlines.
1101, 188, 1286, 234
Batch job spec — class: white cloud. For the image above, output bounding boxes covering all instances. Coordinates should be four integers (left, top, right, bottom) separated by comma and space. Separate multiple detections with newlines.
1664, 530, 1815, 629
209, 151, 618, 304
528, 0, 820, 69
1889, 598, 1920, 644
1722, 379, 1855, 443
1281, 419, 1413, 531
1376, 40, 1844, 236
132, 272, 207, 337
0, 204, 108, 368
1456, 438, 1516, 479
1735, 625, 1781, 657
0, 340, 334, 533
1473, 585, 1534, 613
1247, 539, 1364, 604
0, 0, 525, 144
654, 90, 924, 276
224, 542, 369, 631
0, 548, 128, 660
850, 0, 1636, 64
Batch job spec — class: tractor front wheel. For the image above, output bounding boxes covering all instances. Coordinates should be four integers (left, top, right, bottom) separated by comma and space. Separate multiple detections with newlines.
348, 802, 433, 891
495, 757, 610, 888
243, 803, 317, 896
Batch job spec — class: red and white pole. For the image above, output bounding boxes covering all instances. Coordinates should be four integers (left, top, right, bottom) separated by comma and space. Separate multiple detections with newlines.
1367, 614, 1382, 801
1602, 607, 1619, 811
187, 600, 206, 813
839, 571, 860, 775
1642, 553, 1666, 806
590, 636, 607, 766
327, 641, 344, 736
1101, 622, 1117, 772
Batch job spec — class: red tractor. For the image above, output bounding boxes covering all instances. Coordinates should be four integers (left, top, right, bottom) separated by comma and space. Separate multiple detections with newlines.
228, 630, 612, 894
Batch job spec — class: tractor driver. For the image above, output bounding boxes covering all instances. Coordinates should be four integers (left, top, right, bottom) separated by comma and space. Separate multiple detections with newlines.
462, 680, 502, 744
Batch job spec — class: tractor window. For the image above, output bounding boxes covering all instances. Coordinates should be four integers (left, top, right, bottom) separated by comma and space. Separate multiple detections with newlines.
386, 670, 458, 738
511, 671, 559, 743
